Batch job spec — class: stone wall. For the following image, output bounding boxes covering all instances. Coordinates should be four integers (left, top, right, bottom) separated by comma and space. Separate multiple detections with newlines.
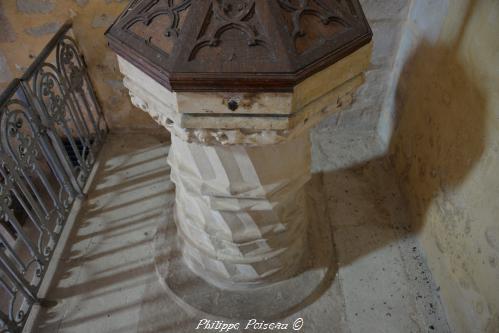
388, 0, 499, 332
0, 0, 160, 132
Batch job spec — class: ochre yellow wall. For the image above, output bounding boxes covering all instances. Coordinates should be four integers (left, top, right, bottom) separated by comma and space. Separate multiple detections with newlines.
390, 0, 499, 331
0, 0, 159, 131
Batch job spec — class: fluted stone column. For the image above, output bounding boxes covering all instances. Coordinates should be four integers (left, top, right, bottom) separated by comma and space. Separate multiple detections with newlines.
168, 133, 310, 289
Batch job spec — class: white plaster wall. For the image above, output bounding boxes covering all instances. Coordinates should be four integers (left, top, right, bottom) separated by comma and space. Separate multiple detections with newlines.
376, 0, 450, 147
311, 0, 412, 172
387, 0, 499, 332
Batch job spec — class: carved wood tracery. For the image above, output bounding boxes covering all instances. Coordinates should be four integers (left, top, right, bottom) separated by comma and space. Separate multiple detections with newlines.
188, 0, 273, 63
277, 0, 350, 54
105, 0, 372, 91
127, 0, 192, 55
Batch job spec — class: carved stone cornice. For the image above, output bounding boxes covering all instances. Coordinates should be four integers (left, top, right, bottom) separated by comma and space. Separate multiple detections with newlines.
117, 41, 370, 146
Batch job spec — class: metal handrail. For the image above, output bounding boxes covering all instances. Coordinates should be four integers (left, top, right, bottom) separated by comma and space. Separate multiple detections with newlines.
0, 20, 108, 333
22, 21, 73, 82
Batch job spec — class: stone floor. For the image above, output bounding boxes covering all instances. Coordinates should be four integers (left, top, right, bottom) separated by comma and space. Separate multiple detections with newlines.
27, 133, 451, 333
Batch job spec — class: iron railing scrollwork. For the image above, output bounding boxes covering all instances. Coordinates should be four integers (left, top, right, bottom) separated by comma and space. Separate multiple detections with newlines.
0, 20, 108, 333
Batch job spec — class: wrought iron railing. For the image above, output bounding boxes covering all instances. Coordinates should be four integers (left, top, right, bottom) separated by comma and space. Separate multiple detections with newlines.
0, 20, 107, 333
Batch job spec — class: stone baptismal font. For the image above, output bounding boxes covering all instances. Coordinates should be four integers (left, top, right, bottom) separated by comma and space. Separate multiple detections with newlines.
106, 0, 372, 319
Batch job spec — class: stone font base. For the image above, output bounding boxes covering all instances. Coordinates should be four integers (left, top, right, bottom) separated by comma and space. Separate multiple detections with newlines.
153, 181, 334, 319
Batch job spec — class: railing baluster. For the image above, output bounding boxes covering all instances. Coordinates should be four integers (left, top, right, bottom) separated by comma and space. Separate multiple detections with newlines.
0, 305, 17, 333
21, 85, 80, 199
57, 38, 106, 145
0, 161, 47, 236
0, 252, 38, 303
0, 233, 29, 274
2, 211, 45, 266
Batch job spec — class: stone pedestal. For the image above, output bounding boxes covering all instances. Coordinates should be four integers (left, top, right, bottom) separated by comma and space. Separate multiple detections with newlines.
117, 41, 371, 298
107, 0, 372, 319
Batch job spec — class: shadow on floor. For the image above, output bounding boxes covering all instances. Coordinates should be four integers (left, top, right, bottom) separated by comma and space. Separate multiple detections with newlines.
32, 134, 175, 333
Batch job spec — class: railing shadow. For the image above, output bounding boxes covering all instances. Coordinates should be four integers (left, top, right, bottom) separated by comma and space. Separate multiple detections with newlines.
31, 134, 172, 333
